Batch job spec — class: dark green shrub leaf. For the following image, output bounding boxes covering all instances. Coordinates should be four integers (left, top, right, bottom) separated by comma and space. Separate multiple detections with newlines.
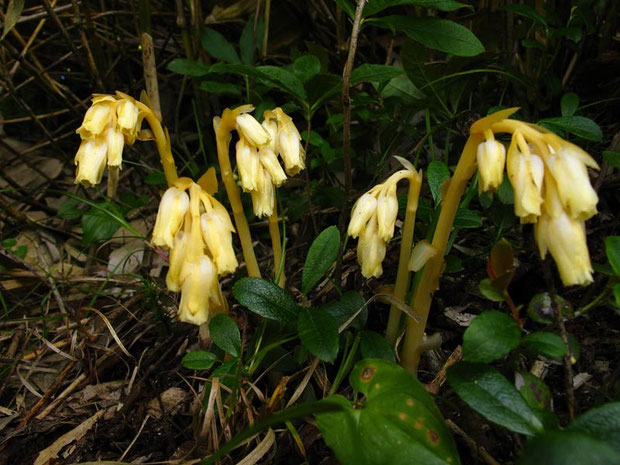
182, 351, 218, 370
561, 92, 579, 117
200, 80, 241, 96
478, 278, 505, 302
567, 402, 620, 452
256, 65, 307, 100
298, 307, 339, 362
350, 64, 403, 85
539, 116, 603, 142
201, 27, 240, 64
323, 291, 367, 330
448, 362, 544, 436
144, 171, 167, 185
82, 202, 125, 245
316, 359, 459, 465
605, 236, 620, 276
58, 198, 83, 220
517, 431, 620, 465
372, 16, 484, 57
302, 226, 340, 294
209, 314, 241, 357
360, 330, 395, 362
504, 4, 547, 27
522, 332, 566, 359
515, 372, 552, 410
167, 58, 210, 77
365, 0, 470, 17
427, 160, 450, 204
463, 311, 521, 363
381, 74, 426, 101
233, 278, 299, 322
603, 151, 620, 169
454, 208, 482, 228
292, 55, 321, 83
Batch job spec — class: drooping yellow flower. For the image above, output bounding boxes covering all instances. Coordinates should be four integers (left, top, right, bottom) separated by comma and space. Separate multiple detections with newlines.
236, 138, 262, 192
177, 255, 220, 325
357, 215, 386, 278
506, 132, 544, 223
265, 108, 305, 175
76, 97, 115, 139
251, 171, 275, 217
376, 184, 399, 241
348, 193, 378, 238
152, 186, 190, 249
200, 206, 238, 275
74, 138, 108, 187
166, 230, 189, 292
236, 113, 271, 148
476, 135, 506, 193
106, 128, 125, 167
259, 148, 287, 186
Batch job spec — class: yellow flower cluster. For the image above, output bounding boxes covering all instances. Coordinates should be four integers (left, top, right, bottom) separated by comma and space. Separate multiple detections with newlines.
231, 107, 305, 217
474, 113, 599, 286
74, 92, 142, 186
152, 178, 238, 325
348, 167, 422, 278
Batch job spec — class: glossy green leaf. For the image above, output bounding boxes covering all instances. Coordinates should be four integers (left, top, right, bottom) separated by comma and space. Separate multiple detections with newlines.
603, 151, 620, 169
561, 92, 579, 117
539, 116, 603, 142
316, 359, 460, 465
448, 362, 544, 436
233, 278, 299, 322
605, 236, 620, 276
567, 402, 620, 452
209, 314, 241, 357
298, 307, 339, 362
463, 311, 521, 363
453, 208, 482, 228
364, 0, 470, 16
381, 74, 426, 101
167, 58, 211, 77
182, 351, 218, 370
292, 55, 321, 83
58, 198, 83, 220
200, 80, 241, 96
256, 65, 308, 100
360, 330, 395, 362
522, 332, 567, 359
323, 291, 367, 330
478, 278, 505, 302
427, 160, 450, 204
504, 4, 547, 27
82, 202, 125, 245
201, 27, 240, 64
515, 372, 552, 411
302, 226, 340, 294
372, 16, 484, 57
517, 431, 620, 465
350, 64, 403, 85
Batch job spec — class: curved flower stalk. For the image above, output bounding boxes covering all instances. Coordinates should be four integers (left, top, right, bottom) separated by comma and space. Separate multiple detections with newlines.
152, 178, 238, 325
215, 105, 305, 285
401, 107, 600, 373
74, 91, 178, 196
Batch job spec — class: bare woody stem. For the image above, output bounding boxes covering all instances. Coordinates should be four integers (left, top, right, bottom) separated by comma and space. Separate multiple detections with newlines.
215, 109, 261, 278
386, 173, 422, 345
268, 211, 285, 287
107, 166, 119, 199
401, 134, 482, 373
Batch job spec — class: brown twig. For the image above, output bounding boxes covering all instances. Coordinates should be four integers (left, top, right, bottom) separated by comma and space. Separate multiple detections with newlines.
446, 419, 501, 465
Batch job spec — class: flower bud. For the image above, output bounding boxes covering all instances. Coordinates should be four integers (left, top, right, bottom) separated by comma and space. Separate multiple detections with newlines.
166, 231, 188, 292
278, 130, 305, 175
152, 187, 190, 249
236, 139, 261, 192
75, 138, 108, 187
259, 148, 287, 186
506, 139, 544, 223
177, 255, 218, 325
348, 193, 377, 238
357, 216, 386, 278
376, 186, 399, 241
262, 119, 279, 152
117, 99, 140, 134
106, 127, 125, 167
236, 113, 271, 147
201, 211, 238, 275
476, 139, 506, 193
546, 147, 598, 220
77, 103, 112, 138
251, 171, 275, 217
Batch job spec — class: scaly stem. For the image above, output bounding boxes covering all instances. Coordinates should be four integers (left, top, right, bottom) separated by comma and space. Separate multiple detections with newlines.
386, 172, 422, 345
269, 210, 285, 287
215, 108, 261, 278
401, 134, 482, 373
107, 166, 119, 199
136, 102, 178, 186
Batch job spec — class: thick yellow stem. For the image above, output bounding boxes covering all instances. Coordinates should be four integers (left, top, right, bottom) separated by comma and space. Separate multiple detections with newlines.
401, 134, 482, 373
136, 102, 178, 186
215, 109, 261, 278
386, 171, 422, 345
268, 210, 286, 287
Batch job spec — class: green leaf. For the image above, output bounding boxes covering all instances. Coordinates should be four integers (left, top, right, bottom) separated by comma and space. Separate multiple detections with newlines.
350, 64, 403, 85
561, 92, 579, 117
256, 65, 308, 100
454, 208, 482, 228
538, 116, 603, 142
2, 0, 25, 40
504, 4, 547, 27
463, 311, 521, 363
298, 307, 339, 362
233, 278, 299, 322
58, 198, 83, 220
292, 55, 321, 83
478, 278, 505, 302
182, 351, 218, 370
316, 359, 460, 465
333, 0, 355, 18
497, 176, 514, 205
239, 19, 264, 64
323, 291, 367, 330
515, 372, 552, 411
364, 0, 470, 16
517, 431, 620, 465
567, 402, 620, 452
167, 58, 211, 77
427, 160, 450, 204
372, 16, 484, 57
209, 314, 241, 357
614, 283, 620, 308
302, 226, 340, 294
380, 74, 426, 101
549, 26, 582, 43
81, 202, 125, 245
605, 236, 620, 276
603, 151, 620, 169
199, 80, 241, 96
522, 332, 566, 359
144, 171, 166, 185
448, 362, 544, 436
360, 331, 395, 362
306, 73, 342, 112
201, 27, 240, 64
